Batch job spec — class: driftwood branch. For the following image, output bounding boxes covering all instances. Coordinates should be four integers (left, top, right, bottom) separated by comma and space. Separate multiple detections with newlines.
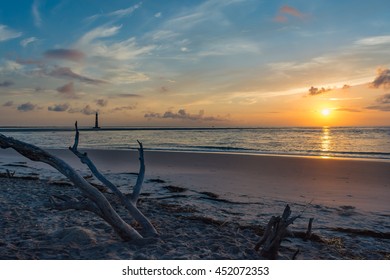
304, 218, 314, 241
131, 140, 145, 203
255, 204, 299, 259
68, 122, 157, 237
50, 195, 103, 217
0, 133, 143, 241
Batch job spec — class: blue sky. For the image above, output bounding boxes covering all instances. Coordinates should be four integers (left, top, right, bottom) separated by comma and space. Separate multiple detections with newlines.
1, 0, 390, 126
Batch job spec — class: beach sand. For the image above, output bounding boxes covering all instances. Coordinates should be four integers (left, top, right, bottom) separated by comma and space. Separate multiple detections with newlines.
0, 148, 389, 259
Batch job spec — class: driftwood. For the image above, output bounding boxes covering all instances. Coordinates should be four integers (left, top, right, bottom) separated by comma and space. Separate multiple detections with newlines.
68, 122, 157, 236
255, 204, 299, 259
0, 127, 157, 241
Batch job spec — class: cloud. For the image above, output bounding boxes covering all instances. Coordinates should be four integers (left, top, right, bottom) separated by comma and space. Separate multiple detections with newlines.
49, 67, 107, 84
77, 25, 155, 60
104, 68, 149, 84
155, 12, 162, 18
366, 93, 390, 111
108, 2, 142, 17
80, 105, 96, 115
308, 86, 332, 96
48, 103, 70, 112
44, 49, 85, 62
56, 82, 78, 99
77, 25, 122, 46
2, 101, 14, 107
89, 37, 155, 60
68, 105, 96, 115
85, 2, 142, 22
96, 99, 108, 107
165, 0, 245, 30
15, 58, 43, 66
32, 0, 42, 27
197, 39, 261, 57
342, 84, 351, 90
355, 36, 390, 46
0, 60, 24, 74
20, 37, 38, 47
274, 5, 308, 22
0, 25, 22, 42
370, 68, 390, 89
335, 108, 361, 113
144, 109, 225, 121
116, 93, 141, 98
0, 80, 14, 87
17, 102, 37, 112
111, 105, 136, 112
376, 93, 390, 104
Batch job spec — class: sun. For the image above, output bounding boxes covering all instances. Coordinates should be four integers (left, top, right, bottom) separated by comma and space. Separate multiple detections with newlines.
321, 108, 331, 116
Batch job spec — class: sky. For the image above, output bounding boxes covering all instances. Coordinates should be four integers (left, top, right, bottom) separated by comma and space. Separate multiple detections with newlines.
1, 0, 390, 127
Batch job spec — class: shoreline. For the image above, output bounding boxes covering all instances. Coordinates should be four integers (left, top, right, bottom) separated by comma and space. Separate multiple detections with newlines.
2, 148, 389, 213
1, 147, 389, 259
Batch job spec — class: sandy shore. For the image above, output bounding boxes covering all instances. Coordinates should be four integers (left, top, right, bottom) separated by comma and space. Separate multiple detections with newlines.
0, 148, 389, 259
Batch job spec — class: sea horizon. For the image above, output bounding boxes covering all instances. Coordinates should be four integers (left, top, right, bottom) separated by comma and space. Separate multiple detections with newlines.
2, 126, 389, 161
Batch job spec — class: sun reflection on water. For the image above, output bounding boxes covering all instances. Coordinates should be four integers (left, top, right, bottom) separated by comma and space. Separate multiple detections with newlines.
321, 126, 331, 157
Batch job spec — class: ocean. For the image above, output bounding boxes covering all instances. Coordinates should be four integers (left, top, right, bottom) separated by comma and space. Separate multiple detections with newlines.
1, 126, 390, 160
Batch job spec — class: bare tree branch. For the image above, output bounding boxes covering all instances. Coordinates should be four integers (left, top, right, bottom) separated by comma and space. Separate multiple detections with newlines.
50, 195, 103, 217
131, 140, 145, 203
68, 123, 157, 237
0, 133, 143, 241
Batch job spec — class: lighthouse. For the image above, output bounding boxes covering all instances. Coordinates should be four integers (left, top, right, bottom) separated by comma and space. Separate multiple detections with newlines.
93, 112, 100, 129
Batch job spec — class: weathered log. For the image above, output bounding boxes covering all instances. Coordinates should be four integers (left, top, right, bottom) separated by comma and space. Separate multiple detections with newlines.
255, 204, 299, 259
68, 122, 157, 237
0, 133, 142, 241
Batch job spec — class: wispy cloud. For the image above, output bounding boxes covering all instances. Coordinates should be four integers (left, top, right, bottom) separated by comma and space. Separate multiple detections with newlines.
144, 109, 225, 121
49, 67, 107, 85
20, 37, 38, 47
77, 25, 155, 61
44, 49, 85, 62
108, 2, 142, 17
355, 35, 390, 46
335, 108, 362, 113
164, 0, 245, 30
85, 2, 142, 22
198, 39, 261, 57
0, 25, 22, 42
116, 93, 141, 98
56, 82, 78, 99
48, 103, 70, 112
77, 25, 122, 46
0, 80, 14, 87
274, 5, 308, 23
32, 0, 42, 27
103, 68, 149, 84
366, 93, 390, 111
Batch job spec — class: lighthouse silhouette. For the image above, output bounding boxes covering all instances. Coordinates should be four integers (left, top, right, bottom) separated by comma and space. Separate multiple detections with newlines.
93, 112, 100, 129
